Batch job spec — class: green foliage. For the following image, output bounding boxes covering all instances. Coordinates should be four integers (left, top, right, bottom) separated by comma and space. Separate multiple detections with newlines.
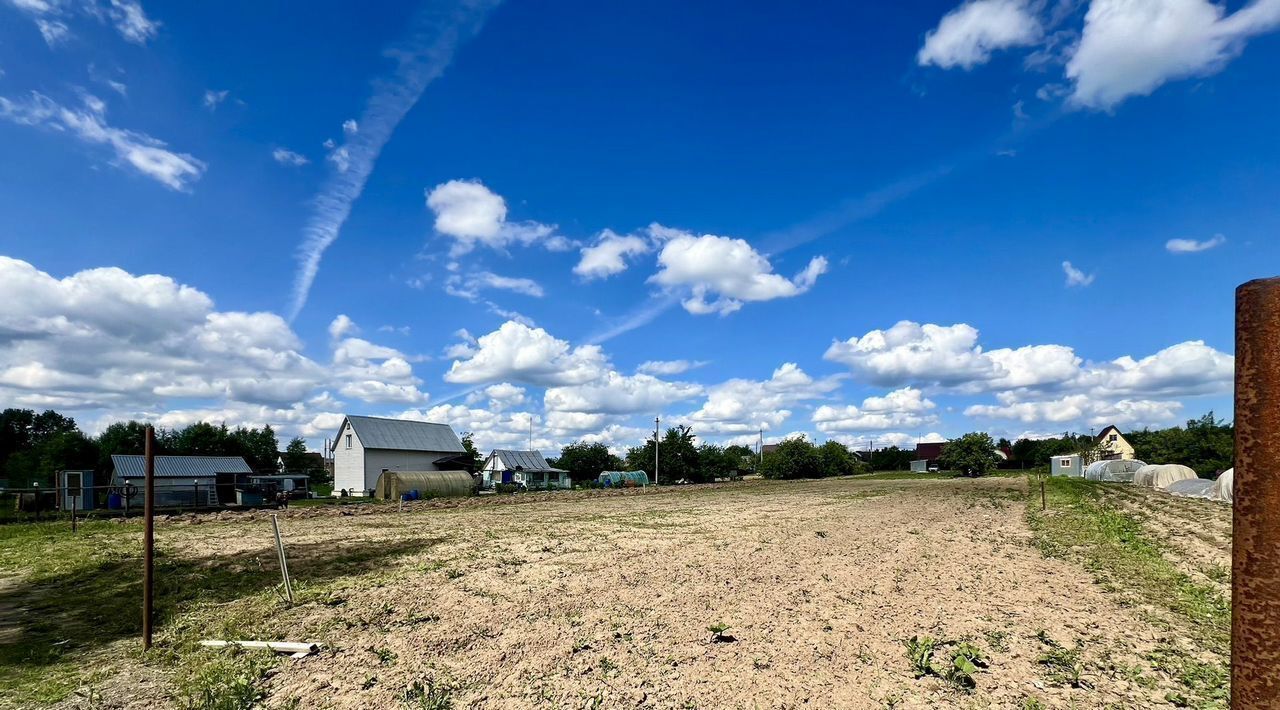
95, 420, 150, 471
817, 440, 865, 477
904, 635, 938, 677
903, 635, 988, 691
458, 432, 483, 473
938, 433, 1001, 477
869, 445, 915, 471
555, 440, 624, 482
625, 425, 702, 484
1, 409, 95, 486
402, 678, 454, 710
759, 436, 822, 480
707, 622, 733, 642
175, 647, 276, 710
1127, 412, 1234, 476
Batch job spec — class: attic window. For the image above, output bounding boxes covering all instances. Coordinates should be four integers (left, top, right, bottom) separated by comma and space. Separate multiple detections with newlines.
1109, 434, 1118, 442
345, 434, 352, 449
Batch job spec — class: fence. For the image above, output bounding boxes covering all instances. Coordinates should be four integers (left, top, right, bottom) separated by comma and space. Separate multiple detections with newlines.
0, 481, 294, 524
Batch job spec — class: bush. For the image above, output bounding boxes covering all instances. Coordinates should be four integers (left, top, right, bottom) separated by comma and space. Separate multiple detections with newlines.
760, 437, 821, 480
938, 433, 1001, 477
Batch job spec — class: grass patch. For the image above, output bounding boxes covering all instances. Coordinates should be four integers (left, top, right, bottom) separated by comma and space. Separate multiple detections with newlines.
0, 520, 434, 707
1027, 476, 1229, 705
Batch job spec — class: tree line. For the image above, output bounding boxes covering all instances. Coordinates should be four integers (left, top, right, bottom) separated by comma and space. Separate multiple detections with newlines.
0, 408, 328, 488
1007, 412, 1233, 476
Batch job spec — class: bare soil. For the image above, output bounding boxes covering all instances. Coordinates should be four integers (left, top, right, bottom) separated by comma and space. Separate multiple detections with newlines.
43, 476, 1232, 708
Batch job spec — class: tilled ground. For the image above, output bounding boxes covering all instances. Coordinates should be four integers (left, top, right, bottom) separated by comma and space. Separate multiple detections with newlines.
168, 477, 1202, 708
35, 476, 1230, 709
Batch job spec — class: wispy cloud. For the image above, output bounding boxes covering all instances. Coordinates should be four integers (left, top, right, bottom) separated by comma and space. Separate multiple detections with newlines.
286, 0, 501, 322
1062, 260, 1095, 287
0, 90, 205, 190
1166, 234, 1226, 254
272, 147, 310, 166
202, 89, 229, 110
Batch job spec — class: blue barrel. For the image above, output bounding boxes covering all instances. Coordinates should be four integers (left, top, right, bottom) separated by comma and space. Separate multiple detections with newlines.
409, 489, 421, 500
107, 493, 123, 509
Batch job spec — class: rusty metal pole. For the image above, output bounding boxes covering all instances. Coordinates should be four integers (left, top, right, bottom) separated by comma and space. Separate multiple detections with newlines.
1040, 476, 1046, 511
1234, 276, 1280, 708
142, 425, 155, 651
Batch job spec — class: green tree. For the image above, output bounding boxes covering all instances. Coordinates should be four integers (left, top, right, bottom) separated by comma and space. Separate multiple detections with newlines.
724, 444, 757, 474
759, 436, 821, 480
870, 446, 914, 471
697, 443, 743, 480
281, 437, 311, 471
230, 425, 279, 471
938, 433, 1001, 477
555, 440, 623, 483
459, 432, 484, 473
818, 440, 864, 477
625, 425, 702, 484
96, 420, 151, 471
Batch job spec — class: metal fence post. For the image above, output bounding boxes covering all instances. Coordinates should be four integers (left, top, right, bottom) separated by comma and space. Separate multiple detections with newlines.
271, 514, 295, 604
1233, 276, 1280, 707
142, 426, 155, 651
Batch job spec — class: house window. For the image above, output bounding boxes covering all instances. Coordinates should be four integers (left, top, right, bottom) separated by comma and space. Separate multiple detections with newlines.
1109, 434, 1118, 442
1060, 459, 1071, 467
345, 434, 352, 449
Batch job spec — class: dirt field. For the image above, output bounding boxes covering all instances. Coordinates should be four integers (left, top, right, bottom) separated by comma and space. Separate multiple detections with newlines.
2, 475, 1232, 709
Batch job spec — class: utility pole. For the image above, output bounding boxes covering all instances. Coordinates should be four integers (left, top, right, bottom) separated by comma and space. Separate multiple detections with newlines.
654, 415, 660, 486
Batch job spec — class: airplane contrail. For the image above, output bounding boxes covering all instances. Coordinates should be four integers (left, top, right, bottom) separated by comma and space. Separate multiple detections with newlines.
287, 0, 501, 322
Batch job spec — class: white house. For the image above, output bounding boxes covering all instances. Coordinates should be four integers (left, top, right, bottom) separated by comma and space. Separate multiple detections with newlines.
330, 415, 468, 495
481, 449, 570, 490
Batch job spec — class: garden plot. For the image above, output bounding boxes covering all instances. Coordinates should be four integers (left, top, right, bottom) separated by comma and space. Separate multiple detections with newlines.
1, 475, 1230, 708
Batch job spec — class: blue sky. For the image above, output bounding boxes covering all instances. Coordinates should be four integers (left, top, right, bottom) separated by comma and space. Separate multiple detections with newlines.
1, 0, 1275, 454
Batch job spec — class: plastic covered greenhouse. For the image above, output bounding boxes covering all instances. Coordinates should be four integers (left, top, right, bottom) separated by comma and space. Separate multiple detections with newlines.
598, 471, 650, 487
1214, 468, 1234, 503
1083, 459, 1147, 483
1133, 464, 1198, 489
1165, 478, 1216, 499
373, 470, 476, 500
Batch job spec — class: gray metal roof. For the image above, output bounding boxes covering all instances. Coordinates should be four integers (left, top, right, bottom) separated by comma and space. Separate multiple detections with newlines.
340, 415, 465, 453
112, 455, 253, 478
488, 449, 565, 473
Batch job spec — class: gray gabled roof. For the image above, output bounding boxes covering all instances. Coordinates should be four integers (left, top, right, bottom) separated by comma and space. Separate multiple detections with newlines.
336, 415, 465, 453
488, 449, 565, 473
112, 455, 253, 478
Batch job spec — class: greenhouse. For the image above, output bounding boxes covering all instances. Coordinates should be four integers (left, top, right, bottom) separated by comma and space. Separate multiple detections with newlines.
1165, 478, 1216, 499
1083, 459, 1147, 483
373, 470, 476, 500
598, 471, 650, 488
1133, 464, 1198, 489
1213, 468, 1234, 504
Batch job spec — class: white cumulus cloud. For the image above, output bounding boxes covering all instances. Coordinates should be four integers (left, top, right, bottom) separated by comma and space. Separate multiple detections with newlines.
650, 231, 828, 316
917, 0, 1043, 69
1062, 260, 1095, 287
425, 179, 560, 257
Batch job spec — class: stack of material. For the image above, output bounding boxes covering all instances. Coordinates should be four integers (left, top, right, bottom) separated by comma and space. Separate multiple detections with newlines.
1133, 464, 1198, 489
1083, 459, 1147, 483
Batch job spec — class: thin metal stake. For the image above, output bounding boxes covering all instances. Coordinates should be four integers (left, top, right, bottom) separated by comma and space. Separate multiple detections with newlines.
1233, 276, 1280, 707
271, 514, 295, 604
1040, 476, 1046, 511
71, 494, 77, 533
142, 425, 155, 651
